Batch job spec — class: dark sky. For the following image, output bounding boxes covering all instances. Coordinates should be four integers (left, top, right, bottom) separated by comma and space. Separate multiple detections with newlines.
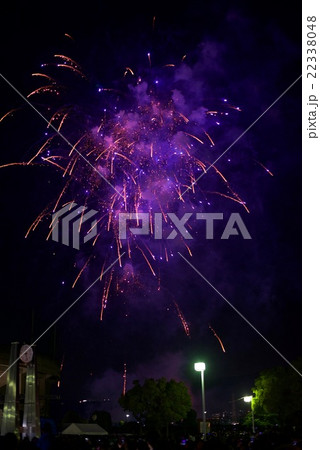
0, 1, 301, 422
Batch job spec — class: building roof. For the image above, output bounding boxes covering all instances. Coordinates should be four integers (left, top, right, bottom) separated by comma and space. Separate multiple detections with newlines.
61, 423, 108, 435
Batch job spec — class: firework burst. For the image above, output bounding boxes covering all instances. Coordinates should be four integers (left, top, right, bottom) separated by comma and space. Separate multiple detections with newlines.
1, 41, 248, 322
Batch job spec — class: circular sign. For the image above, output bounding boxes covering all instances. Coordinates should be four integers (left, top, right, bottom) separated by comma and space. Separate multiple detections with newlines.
19, 344, 33, 363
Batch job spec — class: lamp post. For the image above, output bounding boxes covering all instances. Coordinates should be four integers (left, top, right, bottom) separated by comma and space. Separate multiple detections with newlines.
243, 395, 255, 434
194, 362, 206, 440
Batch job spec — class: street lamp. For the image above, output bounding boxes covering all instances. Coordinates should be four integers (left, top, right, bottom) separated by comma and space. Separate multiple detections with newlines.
243, 395, 255, 434
194, 362, 206, 440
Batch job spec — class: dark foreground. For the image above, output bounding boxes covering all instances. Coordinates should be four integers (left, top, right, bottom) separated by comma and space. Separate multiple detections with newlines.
0, 430, 302, 450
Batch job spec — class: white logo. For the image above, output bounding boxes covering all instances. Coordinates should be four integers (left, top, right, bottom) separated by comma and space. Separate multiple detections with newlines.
51, 203, 98, 249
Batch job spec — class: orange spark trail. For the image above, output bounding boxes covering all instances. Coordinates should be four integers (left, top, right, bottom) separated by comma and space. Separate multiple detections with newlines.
137, 246, 156, 276
28, 137, 53, 164
56, 64, 86, 78
92, 232, 100, 246
254, 159, 274, 176
177, 112, 189, 123
26, 207, 49, 238
0, 162, 29, 169
42, 156, 65, 171
27, 86, 59, 98
64, 154, 79, 176
57, 112, 69, 131
100, 258, 107, 281
143, 243, 156, 260
114, 152, 136, 166
212, 164, 227, 183
127, 239, 131, 258
195, 158, 207, 172
72, 256, 92, 288
124, 67, 134, 77
116, 237, 123, 267
122, 363, 127, 396
68, 134, 87, 156
173, 301, 190, 337
210, 165, 250, 213
53, 180, 72, 213
100, 271, 113, 320
64, 33, 74, 41
77, 204, 87, 236
32, 73, 56, 82
184, 132, 204, 144
209, 326, 226, 352
0, 108, 21, 122
207, 191, 250, 212
183, 242, 193, 256
54, 54, 82, 69
204, 130, 215, 146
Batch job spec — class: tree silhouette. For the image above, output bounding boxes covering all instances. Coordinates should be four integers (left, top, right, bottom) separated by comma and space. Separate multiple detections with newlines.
119, 377, 192, 436
90, 410, 112, 431
250, 359, 302, 429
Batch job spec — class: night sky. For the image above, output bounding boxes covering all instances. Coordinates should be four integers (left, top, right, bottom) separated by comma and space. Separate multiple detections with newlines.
0, 1, 301, 422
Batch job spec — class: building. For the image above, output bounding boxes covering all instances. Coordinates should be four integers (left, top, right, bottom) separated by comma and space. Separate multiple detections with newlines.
0, 343, 60, 434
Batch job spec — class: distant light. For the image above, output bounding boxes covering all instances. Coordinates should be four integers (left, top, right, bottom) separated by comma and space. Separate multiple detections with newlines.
194, 362, 206, 372
244, 396, 252, 403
